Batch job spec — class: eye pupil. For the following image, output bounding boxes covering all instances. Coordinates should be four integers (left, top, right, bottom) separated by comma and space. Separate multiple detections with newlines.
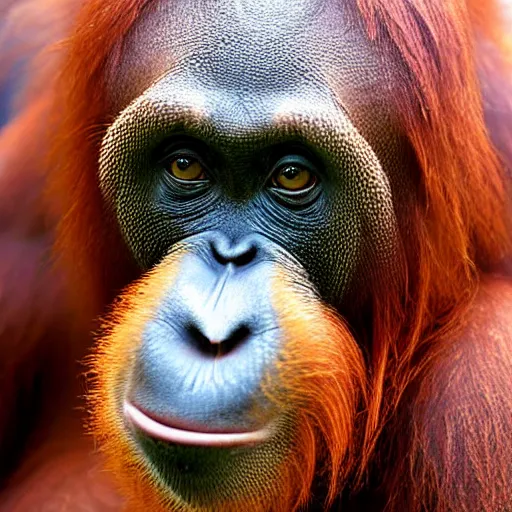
176, 157, 192, 171
281, 166, 301, 180
273, 163, 314, 192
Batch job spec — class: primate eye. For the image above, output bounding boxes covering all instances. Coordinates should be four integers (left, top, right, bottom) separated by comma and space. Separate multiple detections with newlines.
168, 157, 206, 181
272, 165, 315, 191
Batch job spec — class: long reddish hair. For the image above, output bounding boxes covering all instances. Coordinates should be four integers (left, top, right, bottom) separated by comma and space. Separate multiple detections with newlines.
20, 0, 512, 503
351, 0, 512, 468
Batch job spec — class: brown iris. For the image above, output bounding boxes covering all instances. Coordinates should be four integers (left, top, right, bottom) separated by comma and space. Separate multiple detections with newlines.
168, 157, 205, 181
272, 165, 313, 191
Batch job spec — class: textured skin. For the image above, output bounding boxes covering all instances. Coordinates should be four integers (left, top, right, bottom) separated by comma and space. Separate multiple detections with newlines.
0, 0, 511, 510
100, 0, 401, 306
95, 1, 404, 507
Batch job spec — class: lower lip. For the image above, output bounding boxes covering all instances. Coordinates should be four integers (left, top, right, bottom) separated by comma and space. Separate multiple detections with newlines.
124, 401, 274, 447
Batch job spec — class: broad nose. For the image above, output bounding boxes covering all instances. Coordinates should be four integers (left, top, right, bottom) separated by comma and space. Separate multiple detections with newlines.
210, 233, 258, 267
177, 233, 267, 355
130, 236, 282, 434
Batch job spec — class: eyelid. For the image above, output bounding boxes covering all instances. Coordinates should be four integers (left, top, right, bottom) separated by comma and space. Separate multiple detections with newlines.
267, 181, 322, 208
271, 180, 317, 197
270, 154, 316, 174
161, 148, 212, 184
163, 169, 211, 198
267, 154, 319, 191
160, 148, 205, 167
155, 133, 213, 165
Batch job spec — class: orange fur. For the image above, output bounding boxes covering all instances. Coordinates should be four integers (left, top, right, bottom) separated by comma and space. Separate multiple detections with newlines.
89, 255, 366, 511
0, 0, 511, 510
353, 0, 512, 470
268, 270, 366, 509
381, 277, 512, 511
88, 251, 185, 512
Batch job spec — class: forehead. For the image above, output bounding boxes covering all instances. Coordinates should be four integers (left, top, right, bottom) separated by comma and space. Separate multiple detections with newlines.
114, 0, 388, 113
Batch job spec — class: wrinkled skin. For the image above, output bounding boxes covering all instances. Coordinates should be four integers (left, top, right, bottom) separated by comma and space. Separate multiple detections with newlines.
104, 0, 402, 294
96, 0, 403, 507
2, 0, 512, 511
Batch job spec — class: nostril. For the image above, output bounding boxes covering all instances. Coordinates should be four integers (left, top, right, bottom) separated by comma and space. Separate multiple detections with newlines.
210, 242, 229, 266
187, 325, 217, 356
223, 325, 251, 352
210, 238, 258, 267
233, 245, 257, 266
186, 323, 251, 357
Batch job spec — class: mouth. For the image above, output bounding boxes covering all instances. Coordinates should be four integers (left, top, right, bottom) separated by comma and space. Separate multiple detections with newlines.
124, 401, 275, 448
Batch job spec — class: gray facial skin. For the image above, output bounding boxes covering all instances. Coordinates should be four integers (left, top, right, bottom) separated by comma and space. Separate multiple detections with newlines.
98, 0, 405, 509
101, 0, 402, 300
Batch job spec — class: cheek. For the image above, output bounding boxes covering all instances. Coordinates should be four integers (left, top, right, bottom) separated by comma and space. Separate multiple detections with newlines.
315, 169, 399, 305
98, 99, 222, 269
306, 203, 362, 303
87, 252, 367, 511
88, 253, 183, 446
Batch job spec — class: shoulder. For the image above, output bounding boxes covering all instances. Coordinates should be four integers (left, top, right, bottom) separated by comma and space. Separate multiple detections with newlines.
450, 276, 512, 377
420, 276, 512, 409
402, 276, 512, 510
467, 276, 512, 337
